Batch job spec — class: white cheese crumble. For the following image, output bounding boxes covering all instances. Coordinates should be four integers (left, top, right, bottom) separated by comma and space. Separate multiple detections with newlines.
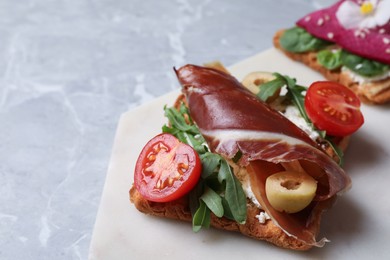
256, 212, 271, 224
341, 66, 390, 84
241, 174, 262, 208
241, 174, 271, 224
282, 105, 319, 141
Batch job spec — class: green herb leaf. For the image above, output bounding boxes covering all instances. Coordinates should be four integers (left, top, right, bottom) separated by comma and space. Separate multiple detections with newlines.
317, 49, 342, 70
200, 186, 224, 218
200, 152, 221, 178
162, 125, 179, 135
164, 101, 247, 231
257, 76, 285, 101
221, 197, 235, 220
325, 137, 345, 167
282, 75, 311, 123
267, 74, 345, 166
341, 50, 389, 77
185, 134, 207, 154
217, 160, 247, 224
313, 125, 327, 139
189, 181, 203, 216
280, 27, 332, 53
192, 201, 211, 232
164, 105, 198, 135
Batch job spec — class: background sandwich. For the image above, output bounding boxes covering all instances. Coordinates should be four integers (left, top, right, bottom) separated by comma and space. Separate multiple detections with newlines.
273, 0, 390, 104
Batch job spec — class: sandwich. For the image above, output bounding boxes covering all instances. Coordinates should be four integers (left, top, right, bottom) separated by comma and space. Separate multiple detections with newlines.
130, 64, 364, 250
273, 0, 390, 104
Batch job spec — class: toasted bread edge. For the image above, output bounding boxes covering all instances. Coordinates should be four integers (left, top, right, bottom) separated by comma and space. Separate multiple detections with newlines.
273, 29, 390, 104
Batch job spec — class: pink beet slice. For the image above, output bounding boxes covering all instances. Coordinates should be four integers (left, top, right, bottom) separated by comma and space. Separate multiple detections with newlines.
296, 0, 390, 64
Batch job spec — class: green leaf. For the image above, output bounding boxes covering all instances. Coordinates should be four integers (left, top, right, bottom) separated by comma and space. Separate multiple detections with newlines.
189, 181, 204, 216
313, 125, 326, 139
280, 27, 332, 53
164, 105, 198, 135
179, 102, 193, 124
203, 173, 224, 193
257, 77, 285, 101
289, 86, 309, 122
218, 160, 247, 224
162, 125, 179, 135
325, 137, 345, 167
200, 152, 221, 178
221, 197, 235, 220
317, 49, 342, 70
164, 102, 247, 231
200, 186, 224, 218
253, 72, 346, 166
184, 133, 207, 153
281, 74, 310, 123
340, 50, 389, 77
277, 74, 345, 166
192, 201, 211, 232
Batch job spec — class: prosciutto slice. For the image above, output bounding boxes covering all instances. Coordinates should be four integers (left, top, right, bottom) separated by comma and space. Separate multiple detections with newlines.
175, 64, 351, 246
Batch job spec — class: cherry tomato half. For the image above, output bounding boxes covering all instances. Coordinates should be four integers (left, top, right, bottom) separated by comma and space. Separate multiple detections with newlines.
134, 133, 201, 202
304, 81, 364, 137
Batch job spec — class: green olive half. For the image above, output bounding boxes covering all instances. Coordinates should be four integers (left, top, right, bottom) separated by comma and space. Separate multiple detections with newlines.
265, 170, 317, 213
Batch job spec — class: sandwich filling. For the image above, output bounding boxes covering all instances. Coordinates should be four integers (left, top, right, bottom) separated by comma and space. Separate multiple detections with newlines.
279, 0, 390, 92
175, 64, 352, 247
296, 0, 390, 65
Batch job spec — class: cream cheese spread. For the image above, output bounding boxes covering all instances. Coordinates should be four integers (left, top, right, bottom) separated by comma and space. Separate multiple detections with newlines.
282, 105, 320, 141
241, 174, 271, 224
342, 66, 390, 84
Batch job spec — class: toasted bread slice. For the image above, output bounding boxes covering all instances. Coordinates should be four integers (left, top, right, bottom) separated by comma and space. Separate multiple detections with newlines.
130, 182, 320, 250
273, 29, 390, 104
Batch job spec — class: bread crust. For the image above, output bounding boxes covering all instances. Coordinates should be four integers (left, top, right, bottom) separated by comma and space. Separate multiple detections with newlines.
273, 29, 390, 104
130, 185, 316, 250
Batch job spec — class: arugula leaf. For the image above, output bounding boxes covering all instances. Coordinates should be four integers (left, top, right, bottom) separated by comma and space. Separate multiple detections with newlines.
279, 27, 332, 53
257, 73, 311, 126
192, 201, 211, 232
257, 76, 285, 101
280, 27, 388, 78
281, 74, 311, 123
258, 73, 344, 166
221, 197, 235, 220
200, 186, 224, 218
164, 104, 199, 135
189, 180, 203, 216
285, 80, 345, 166
163, 105, 208, 151
340, 50, 389, 77
217, 160, 247, 224
200, 152, 221, 178
288, 87, 309, 122
325, 137, 345, 167
317, 49, 343, 70
164, 101, 247, 231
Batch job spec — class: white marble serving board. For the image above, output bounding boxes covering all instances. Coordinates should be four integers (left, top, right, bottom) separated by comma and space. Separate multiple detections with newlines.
89, 48, 390, 259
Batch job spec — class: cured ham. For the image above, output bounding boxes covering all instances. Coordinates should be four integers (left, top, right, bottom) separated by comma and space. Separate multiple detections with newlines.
175, 64, 351, 246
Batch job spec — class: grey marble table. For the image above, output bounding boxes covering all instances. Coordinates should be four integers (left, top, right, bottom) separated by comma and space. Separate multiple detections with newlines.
0, 0, 336, 259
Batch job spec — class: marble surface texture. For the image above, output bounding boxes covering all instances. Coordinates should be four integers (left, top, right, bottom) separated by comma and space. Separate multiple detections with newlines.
0, 0, 337, 259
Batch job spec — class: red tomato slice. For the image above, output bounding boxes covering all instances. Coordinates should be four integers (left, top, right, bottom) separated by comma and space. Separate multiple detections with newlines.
134, 133, 201, 202
304, 81, 364, 137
